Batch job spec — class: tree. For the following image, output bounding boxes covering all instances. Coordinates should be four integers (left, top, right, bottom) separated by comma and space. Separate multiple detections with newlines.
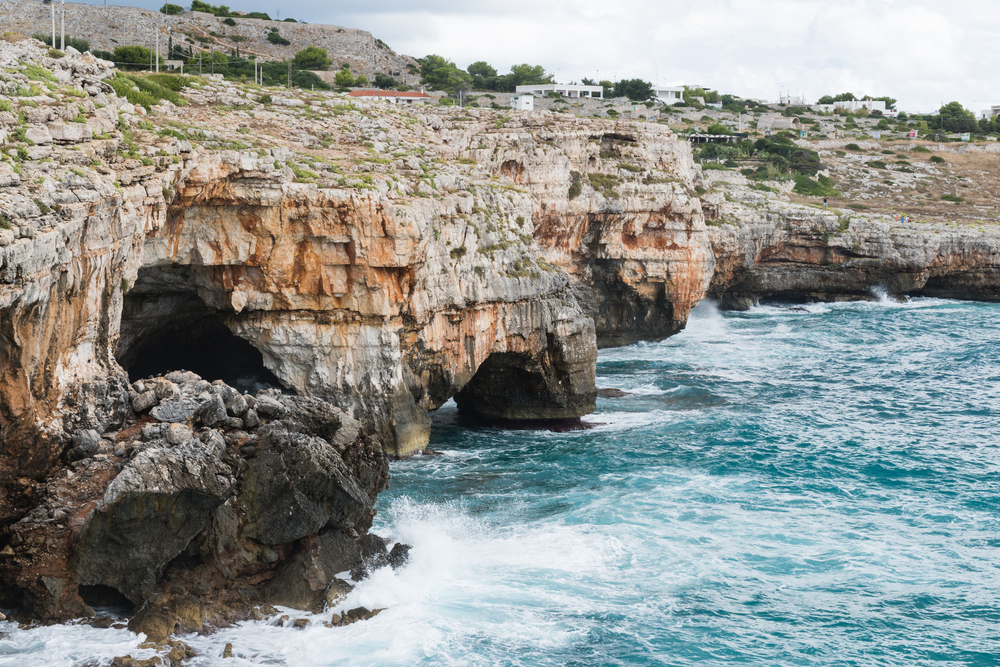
418, 54, 472, 93
614, 78, 653, 101
817, 92, 857, 104
373, 72, 400, 89
938, 101, 976, 133
160, 3, 183, 14
109, 45, 163, 70
508, 63, 551, 87
334, 66, 355, 87
705, 123, 731, 135
190, 0, 215, 12
467, 61, 498, 90
292, 46, 331, 71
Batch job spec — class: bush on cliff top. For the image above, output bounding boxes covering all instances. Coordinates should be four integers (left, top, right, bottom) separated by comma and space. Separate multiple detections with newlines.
793, 174, 839, 197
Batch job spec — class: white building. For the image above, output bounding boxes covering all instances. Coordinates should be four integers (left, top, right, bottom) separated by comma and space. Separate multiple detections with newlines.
348, 90, 433, 105
653, 86, 684, 105
514, 83, 603, 99
510, 94, 534, 111
813, 100, 887, 114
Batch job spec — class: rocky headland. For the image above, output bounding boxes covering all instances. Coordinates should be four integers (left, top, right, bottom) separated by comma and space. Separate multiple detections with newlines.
1, 36, 998, 650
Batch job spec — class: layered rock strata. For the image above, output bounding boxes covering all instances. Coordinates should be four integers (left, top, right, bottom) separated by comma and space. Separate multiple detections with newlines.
3, 38, 1000, 630
702, 186, 1000, 309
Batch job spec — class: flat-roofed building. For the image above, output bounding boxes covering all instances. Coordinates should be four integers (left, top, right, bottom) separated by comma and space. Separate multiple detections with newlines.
514, 83, 603, 99
348, 90, 433, 105
653, 86, 684, 104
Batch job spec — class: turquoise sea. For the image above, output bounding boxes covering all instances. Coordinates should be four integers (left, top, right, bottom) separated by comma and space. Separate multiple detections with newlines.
3, 297, 999, 666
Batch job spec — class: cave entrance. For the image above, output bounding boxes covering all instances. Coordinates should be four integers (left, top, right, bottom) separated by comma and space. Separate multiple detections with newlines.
116, 266, 285, 392
78, 584, 134, 614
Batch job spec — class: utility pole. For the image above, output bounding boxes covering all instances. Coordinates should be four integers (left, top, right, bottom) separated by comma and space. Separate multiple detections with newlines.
49, 1, 55, 51
199, 52, 202, 76
60, 0, 65, 50
155, 29, 159, 72
287, 59, 290, 89
211, 47, 214, 74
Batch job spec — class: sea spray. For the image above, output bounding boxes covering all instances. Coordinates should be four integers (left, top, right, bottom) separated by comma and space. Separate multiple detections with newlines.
3, 297, 999, 666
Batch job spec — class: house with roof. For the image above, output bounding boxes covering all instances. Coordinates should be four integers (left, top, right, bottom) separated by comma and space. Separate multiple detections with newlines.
348, 90, 432, 105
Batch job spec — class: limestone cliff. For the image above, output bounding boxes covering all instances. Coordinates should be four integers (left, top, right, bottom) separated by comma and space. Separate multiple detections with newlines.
701, 179, 1000, 308
3, 37, 999, 627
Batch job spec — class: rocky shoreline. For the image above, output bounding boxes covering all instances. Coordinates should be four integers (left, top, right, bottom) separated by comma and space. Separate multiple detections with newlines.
1, 36, 999, 655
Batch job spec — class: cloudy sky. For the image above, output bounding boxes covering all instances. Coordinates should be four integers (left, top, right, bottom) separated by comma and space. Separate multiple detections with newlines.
69, 0, 991, 113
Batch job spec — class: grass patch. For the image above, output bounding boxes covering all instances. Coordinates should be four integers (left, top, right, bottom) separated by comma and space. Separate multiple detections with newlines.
588, 172, 621, 199
941, 194, 964, 203
912, 146, 931, 153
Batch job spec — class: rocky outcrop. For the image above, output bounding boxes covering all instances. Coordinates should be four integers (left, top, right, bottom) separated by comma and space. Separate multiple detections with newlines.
0, 369, 392, 624
703, 189, 1000, 308
4, 38, 1000, 632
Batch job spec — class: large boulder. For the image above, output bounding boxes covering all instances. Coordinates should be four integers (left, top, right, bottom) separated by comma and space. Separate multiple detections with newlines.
264, 530, 362, 612
73, 439, 235, 604
238, 415, 371, 546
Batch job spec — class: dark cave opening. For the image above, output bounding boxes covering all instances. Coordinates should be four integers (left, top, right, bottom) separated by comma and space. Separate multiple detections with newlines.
123, 315, 284, 390
116, 265, 286, 392
78, 584, 134, 613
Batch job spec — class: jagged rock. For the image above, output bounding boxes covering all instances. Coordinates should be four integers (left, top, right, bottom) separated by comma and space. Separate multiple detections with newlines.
165, 423, 193, 445
67, 429, 102, 461
149, 397, 201, 423
387, 542, 411, 570
196, 394, 228, 427
47, 119, 92, 143
264, 530, 361, 612
238, 420, 371, 545
225, 394, 248, 417
132, 391, 158, 413
24, 125, 51, 145
74, 440, 235, 604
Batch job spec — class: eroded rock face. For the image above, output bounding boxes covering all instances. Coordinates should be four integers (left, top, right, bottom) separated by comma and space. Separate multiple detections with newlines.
0, 371, 391, 622
512, 126, 716, 347
704, 194, 1000, 308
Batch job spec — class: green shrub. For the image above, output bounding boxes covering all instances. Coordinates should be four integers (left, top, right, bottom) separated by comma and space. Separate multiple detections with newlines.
160, 3, 184, 14
930, 155, 945, 163
568, 171, 582, 199
792, 174, 838, 197
267, 31, 290, 46
869, 160, 887, 170
0, 214, 11, 230
33, 33, 90, 52
259, 94, 272, 105
588, 173, 621, 199
912, 146, 931, 153
47, 49, 65, 59
845, 143, 862, 151
941, 193, 963, 202
222, 17, 236, 26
